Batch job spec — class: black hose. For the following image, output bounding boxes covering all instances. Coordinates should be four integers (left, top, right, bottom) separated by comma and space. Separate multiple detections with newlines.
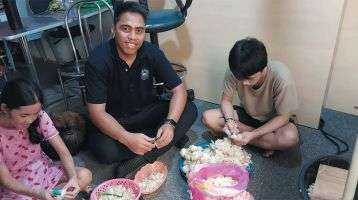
318, 118, 349, 155
298, 118, 351, 199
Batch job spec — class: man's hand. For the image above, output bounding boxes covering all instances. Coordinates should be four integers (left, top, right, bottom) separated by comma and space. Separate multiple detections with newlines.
155, 123, 174, 148
225, 118, 240, 136
125, 132, 156, 155
231, 131, 254, 146
62, 176, 80, 199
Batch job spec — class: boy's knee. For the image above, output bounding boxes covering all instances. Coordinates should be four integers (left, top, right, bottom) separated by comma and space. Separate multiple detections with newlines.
284, 126, 299, 147
201, 111, 211, 127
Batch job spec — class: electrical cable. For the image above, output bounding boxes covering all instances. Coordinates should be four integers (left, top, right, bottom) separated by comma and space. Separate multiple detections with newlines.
298, 118, 351, 199
318, 118, 349, 155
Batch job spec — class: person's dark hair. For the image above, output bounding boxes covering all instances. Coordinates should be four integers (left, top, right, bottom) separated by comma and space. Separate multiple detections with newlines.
41, 111, 86, 160
228, 37, 267, 80
114, 1, 148, 24
0, 78, 44, 144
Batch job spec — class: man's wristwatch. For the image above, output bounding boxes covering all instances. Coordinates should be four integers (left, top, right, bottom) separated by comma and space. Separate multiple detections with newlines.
164, 118, 177, 128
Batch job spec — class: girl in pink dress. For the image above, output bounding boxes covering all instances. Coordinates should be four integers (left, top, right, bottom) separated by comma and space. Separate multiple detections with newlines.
0, 78, 92, 200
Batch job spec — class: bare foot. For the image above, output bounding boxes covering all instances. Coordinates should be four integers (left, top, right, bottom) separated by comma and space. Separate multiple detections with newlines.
263, 150, 274, 158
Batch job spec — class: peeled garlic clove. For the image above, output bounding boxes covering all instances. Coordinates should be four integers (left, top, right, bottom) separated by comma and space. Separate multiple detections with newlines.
180, 148, 187, 157
223, 126, 232, 136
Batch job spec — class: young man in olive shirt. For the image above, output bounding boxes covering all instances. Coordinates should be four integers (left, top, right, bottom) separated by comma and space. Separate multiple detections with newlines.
202, 38, 299, 157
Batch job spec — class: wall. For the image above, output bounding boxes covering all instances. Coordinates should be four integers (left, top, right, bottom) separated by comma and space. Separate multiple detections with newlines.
324, 0, 358, 115
150, 0, 346, 128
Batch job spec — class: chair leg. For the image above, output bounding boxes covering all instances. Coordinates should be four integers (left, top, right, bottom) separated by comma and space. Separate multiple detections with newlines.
34, 39, 47, 62
2, 41, 16, 71
57, 69, 70, 111
150, 33, 159, 46
45, 32, 63, 64
171, 62, 187, 79
0, 56, 7, 81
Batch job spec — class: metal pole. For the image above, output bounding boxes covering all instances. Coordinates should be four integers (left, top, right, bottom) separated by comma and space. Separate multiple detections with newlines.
19, 36, 40, 85
3, 40, 16, 71
343, 137, 358, 200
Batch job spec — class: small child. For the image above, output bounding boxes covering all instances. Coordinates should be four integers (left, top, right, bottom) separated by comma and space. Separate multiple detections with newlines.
0, 78, 92, 200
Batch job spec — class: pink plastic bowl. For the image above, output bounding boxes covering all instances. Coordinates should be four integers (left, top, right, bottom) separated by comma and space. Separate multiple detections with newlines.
188, 163, 249, 190
188, 163, 250, 200
90, 178, 141, 200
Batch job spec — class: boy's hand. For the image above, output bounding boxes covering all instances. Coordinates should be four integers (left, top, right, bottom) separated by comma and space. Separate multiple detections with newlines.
231, 131, 254, 146
225, 118, 240, 135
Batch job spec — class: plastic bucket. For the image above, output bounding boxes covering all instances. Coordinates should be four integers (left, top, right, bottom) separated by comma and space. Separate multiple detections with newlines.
298, 155, 351, 200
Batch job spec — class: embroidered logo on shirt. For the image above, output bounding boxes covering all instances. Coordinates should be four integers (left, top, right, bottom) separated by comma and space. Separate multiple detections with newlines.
140, 68, 150, 80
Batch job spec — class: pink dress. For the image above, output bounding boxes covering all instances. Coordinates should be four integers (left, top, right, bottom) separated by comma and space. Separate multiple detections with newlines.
0, 110, 64, 200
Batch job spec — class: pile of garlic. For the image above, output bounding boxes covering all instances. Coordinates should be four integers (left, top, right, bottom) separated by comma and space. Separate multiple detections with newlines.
203, 175, 238, 187
138, 172, 165, 193
180, 138, 251, 174
99, 185, 135, 200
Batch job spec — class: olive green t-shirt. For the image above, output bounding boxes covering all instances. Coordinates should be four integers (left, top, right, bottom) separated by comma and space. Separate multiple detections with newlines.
223, 60, 298, 121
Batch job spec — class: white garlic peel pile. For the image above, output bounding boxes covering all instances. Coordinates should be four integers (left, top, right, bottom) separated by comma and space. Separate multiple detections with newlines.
180, 138, 251, 174
138, 172, 165, 193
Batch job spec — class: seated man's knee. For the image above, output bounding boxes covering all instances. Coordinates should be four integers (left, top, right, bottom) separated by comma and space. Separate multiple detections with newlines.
94, 149, 119, 164
91, 141, 121, 164
88, 131, 122, 164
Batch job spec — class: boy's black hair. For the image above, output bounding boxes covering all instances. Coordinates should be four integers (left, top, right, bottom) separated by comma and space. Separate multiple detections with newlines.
228, 37, 267, 80
0, 78, 44, 144
114, 1, 148, 24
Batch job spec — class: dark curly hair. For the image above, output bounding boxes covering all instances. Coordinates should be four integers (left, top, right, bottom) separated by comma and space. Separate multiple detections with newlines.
41, 111, 86, 160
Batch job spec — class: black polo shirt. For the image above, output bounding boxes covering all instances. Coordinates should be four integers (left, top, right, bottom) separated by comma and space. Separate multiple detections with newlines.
85, 39, 181, 119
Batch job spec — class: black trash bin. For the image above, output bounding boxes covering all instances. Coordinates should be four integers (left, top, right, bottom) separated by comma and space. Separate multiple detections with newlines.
298, 155, 357, 199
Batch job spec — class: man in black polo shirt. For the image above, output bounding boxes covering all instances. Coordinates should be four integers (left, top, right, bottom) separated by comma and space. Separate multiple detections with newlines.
85, 2, 197, 177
